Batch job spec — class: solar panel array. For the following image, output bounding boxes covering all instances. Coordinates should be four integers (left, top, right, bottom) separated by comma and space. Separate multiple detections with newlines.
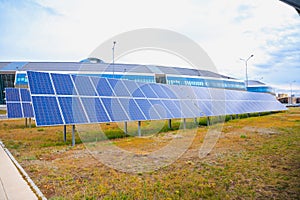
26, 71, 286, 127
5, 88, 34, 118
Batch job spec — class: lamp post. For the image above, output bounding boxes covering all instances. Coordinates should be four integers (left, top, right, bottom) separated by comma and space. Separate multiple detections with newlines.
112, 41, 116, 78
290, 80, 296, 104
240, 54, 254, 88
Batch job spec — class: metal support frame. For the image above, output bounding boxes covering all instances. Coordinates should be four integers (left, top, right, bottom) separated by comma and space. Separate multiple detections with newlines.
183, 118, 186, 129
168, 119, 172, 129
247, 113, 250, 118
124, 121, 128, 135
29, 118, 31, 128
25, 118, 27, 128
72, 125, 75, 146
230, 115, 233, 120
207, 117, 210, 126
138, 121, 141, 137
194, 117, 198, 125
63, 125, 67, 142
236, 114, 239, 119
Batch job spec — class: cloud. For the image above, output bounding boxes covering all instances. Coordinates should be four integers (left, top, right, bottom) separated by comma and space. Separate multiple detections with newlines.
0, 0, 299, 95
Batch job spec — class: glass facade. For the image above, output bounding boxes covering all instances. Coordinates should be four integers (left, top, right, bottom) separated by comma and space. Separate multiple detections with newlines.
167, 76, 245, 90
247, 86, 274, 94
0, 74, 15, 104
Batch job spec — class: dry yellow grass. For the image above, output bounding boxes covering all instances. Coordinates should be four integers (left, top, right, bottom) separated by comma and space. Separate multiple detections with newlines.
0, 108, 299, 199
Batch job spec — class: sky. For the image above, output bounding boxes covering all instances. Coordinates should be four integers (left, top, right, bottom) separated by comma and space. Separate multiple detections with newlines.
0, 0, 299, 96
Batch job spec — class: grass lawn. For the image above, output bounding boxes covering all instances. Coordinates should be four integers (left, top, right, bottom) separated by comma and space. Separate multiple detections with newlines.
0, 108, 299, 199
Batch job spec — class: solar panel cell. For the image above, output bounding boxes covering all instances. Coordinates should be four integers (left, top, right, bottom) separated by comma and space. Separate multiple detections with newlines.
7, 103, 22, 118
32, 96, 63, 126
72, 75, 96, 96
52, 74, 76, 95
81, 97, 110, 122
22, 103, 34, 118
91, 77, 115, 96
101, 98, 129, 121
58, 97, 88, 124
20, 89, 31, 102
27, 71, 54, 94
5, 88, 20, 101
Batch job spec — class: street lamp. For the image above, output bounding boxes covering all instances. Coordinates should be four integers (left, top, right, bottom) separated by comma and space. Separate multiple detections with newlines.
112, 41, 116, 78
240, 54, 254, 88
290, 80, 296, 104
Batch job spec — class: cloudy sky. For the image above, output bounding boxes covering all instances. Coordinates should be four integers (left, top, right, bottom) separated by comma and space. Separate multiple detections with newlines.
0, 0, 299, 95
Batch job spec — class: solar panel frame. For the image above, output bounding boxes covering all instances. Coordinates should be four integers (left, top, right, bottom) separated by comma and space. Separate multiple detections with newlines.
26, 71, 287, 127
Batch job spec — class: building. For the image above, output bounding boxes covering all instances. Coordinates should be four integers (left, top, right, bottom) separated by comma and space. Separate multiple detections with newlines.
246, 80, 275, 95
0, 58, 247, 104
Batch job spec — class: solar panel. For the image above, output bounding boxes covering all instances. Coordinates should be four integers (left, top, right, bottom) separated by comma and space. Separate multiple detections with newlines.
26, 71, 287, 127
6, 88, 34, 119
71, 75, 95, 96
31, 96, 63, 126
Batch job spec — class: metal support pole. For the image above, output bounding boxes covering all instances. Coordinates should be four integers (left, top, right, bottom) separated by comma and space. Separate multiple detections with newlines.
194, 117, 197, 124
63, 125, 67, 142
183, 118, 186, 129
138, 121, 141, 137
236, 114, 238, 119
25, 118, 27, 128
258, 112, 261, 116
207, 117, 210, 126
124, 121, 128, 135
29, 118, 31, 128
72, 125, 75, 146
168, 119, 172, 129
230, 115, 233, 120
247, 113, 250, 118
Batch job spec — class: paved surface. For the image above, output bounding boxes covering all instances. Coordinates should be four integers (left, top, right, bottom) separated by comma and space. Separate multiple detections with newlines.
0, 144, 38, 200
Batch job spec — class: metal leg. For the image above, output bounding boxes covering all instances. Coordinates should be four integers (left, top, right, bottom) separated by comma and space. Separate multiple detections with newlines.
207, 117, 210, 126
63, 125, 67, 142
168, 119, 172, 129
124, 121, 128, 135
230, 115, 233, 120
25, 118, 27, 128
247, 113, 250, 118
138, 121, 141, 137
72, 125, 75, 146
236, 114, 238, 119
29, 118, 31, 128
183, 118, 186, 129
194, 117, 197, 124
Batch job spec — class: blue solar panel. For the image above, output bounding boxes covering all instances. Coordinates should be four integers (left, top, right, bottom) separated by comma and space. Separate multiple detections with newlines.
58, 97, 88, 124
139, 84, 158, 98
162, 85, 178, 99
149, 100, 170, 119
22, 103, 34, 118
32, 96, 63, 126
20, 89, 31, 102
135, 99, 160, 120
107, 79, 131, 97
161, 100, 181, 118
91, 77, 115, 96
72, 75, 96, 96
26, 71, 287, 127
148, 84, 170, 99
122, 81, 145, 98
120, 98, 146, 121
101, 98, 129, 121
5, 88, 20, 101
81, 98, 110, 122
6, 88, 34, 119
7, 103, 22, 118
8, 88, 20, 101
27, 71, 54, 94
51, 74, 76, 95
